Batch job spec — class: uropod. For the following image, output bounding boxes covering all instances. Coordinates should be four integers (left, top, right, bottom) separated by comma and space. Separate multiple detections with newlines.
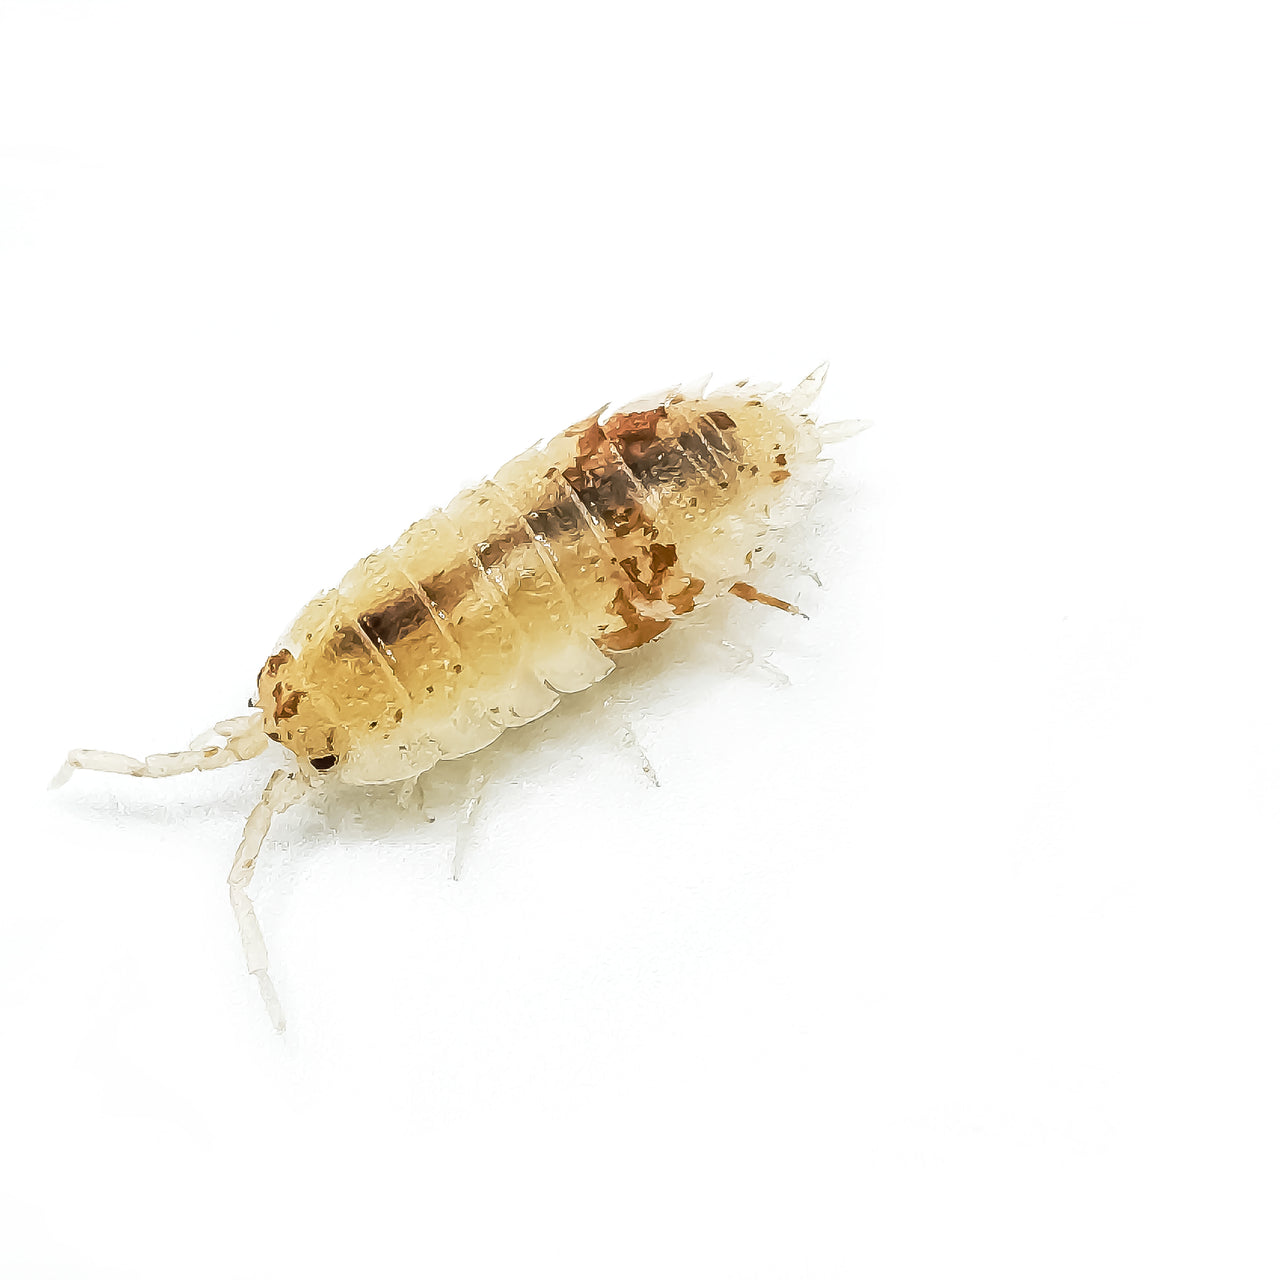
54, 367, 861, 1029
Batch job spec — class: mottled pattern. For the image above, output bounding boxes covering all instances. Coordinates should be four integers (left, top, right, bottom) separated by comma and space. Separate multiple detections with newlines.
257, 387, 821, 784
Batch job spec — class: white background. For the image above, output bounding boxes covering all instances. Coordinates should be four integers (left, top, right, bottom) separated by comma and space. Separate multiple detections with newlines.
2, 2, 1277, 1276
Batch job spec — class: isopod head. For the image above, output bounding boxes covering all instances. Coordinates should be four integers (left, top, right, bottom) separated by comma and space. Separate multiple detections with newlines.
255, 648, 347, 778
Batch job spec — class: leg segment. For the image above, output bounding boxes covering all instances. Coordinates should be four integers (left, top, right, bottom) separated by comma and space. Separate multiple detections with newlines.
51, 713, 269, 789
818, 418, 871, 444
228, 768, 311, 1033
729, 581, 808, 619
451, 762, 488, 882
603, 695, 660, 788
718, 640, 791, 689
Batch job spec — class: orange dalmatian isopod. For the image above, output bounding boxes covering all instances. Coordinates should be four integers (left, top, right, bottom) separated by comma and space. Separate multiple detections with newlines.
53, 366, 861, 1029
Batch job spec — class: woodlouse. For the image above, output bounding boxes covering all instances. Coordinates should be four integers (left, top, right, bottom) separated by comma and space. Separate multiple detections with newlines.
53, 367, 861, 1029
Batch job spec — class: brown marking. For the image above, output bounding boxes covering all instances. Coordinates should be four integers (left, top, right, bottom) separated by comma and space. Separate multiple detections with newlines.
525, 498, 588, 542
359, 592, 431, 648
425, 562, 481, 616
567, 404, 717, 522
603, 407, 689, 490
358, 563, 477, 652
678, 428, 730, 486
274, 688, 303, 720
475, 525, 531, 572
770, 469, 791, 483
649, 542, 677, 575
566, 465, 647, 534
593, 513, 704, 650
558, 400, 744, 550
617, 538, 684, 601
700, 410, 738, 457
617, 555, 648, 592
571, 415, 707, 645
667, 577, 705, 615
608, 406, 667, 443
729, 581, 801, 615
263, 649, 291, 678
326, 624, 369, 661
349, 525, 541, 667
562, 422, 650, 535
598, 588, 672, 651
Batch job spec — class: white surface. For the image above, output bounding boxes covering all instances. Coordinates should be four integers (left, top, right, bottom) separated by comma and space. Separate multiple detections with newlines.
2, 2, 1277, 1276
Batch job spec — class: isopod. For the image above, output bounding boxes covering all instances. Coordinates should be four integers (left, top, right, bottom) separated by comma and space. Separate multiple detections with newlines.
53, 366, 861, 1029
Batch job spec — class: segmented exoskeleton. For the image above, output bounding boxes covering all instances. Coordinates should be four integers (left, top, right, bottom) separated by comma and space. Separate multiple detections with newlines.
54, 366, 859, 1029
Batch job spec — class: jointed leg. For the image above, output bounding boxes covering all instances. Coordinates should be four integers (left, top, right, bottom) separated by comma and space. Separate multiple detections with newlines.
728, 581, 808, 619
51, 713, 269, 789
818, 418, 871, 444
451, 762, 488, 882
718, 640, 791, 689
603, 695, 660, 788
228, 768, 310, 1033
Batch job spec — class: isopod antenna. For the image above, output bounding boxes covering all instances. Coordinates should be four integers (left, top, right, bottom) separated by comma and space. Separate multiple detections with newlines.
51, 711, 309, 1032
50, 711, 271, 787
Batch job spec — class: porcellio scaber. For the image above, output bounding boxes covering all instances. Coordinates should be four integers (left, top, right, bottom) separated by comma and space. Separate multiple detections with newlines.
54, 367, 860, 1029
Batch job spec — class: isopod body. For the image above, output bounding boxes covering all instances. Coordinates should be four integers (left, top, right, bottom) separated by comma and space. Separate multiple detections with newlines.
263, 375, 831, 783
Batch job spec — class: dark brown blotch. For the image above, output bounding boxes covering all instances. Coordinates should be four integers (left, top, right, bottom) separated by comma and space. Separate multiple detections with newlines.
667, 576, 705, 615
597, 588, 672, 651
562, 423, 650, 535
604, 409, 689, 489
700, 410, 738, 457
525, 499, 585, 542
274, 688, 303, 721
263, 649, 291, 678
476, 524, 532, 572
359, 592, 431, 648
421, 563, 479, 616
649, 542, 677, 575
677, 428, 729, 485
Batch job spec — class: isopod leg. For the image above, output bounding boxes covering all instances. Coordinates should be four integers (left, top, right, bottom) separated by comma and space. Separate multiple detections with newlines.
228, 768, 310, 1033
603, 695, 660, 788
776, 361, 829, 414
451, 762, 487, 882
718, 641, 791, 689
51, 713, 270, 789
728, 581, 808, 618
818, 418, 871, 445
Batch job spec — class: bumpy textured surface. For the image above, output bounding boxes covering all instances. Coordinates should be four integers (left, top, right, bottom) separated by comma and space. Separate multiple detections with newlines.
257, 381, 827, 785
